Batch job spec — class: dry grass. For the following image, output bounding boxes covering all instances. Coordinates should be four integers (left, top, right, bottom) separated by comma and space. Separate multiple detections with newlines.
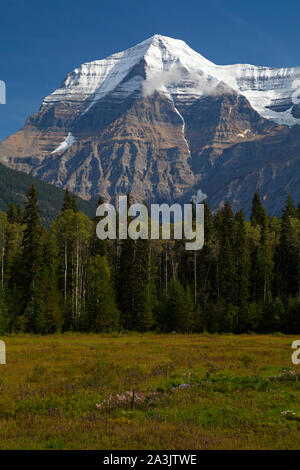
0, 333, 300, 449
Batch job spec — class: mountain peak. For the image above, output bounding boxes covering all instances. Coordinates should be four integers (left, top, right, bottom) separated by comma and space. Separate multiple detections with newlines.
1, 35, 300, 215
40, 35, 300, 126
143, 33, 213, 66
146, 33, 188, 46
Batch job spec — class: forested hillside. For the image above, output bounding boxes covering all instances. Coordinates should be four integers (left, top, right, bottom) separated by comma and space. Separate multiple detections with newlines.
0, 185, 300, 335
0, 163, 96, 227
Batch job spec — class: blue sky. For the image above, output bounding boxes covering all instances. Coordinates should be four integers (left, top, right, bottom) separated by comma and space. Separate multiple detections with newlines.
0, 0, 299, 140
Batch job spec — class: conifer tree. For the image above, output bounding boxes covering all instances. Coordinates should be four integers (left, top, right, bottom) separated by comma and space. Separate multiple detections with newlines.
7, 203, 17, 224
117, 225, 136, 329
203, 201, 214, 241
234, 210, 249, 311
276, 210, 298, 298
62, 188, 72, 212
250, 192, 266, 227
20, 184, 45, 315
16, 203, 23, 224
134, 238, 156, 331
218, 202, 235, 304
283, 193, 296, 218
71, 194, 79, 213
139, 284, 156, 331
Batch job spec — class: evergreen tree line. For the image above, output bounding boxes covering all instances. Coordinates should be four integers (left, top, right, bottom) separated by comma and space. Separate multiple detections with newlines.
0, 185, 300, 335
0, 162, 95, 227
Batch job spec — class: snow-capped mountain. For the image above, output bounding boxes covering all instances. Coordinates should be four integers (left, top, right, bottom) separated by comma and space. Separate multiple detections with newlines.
42, 34, 300, 126
0, 34, 299, 215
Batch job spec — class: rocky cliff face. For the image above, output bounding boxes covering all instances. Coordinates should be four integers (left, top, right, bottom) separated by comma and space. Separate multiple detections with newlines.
0, 34, 300, 215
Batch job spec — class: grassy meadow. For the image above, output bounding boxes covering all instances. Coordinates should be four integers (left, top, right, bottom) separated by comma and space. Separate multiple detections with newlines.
0, 333, 300, 449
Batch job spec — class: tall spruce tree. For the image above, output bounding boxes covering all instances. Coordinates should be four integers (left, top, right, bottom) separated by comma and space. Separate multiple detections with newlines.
250, 192, 266, 227
21, 185, 44, 299
7, 203, 17, 224
218, 202, 235, 304
20, 184, 45, 328
234, 210, 249, 311
62, 188, 72, 212
71, 194, 79, 213
283, 193, 296, 218
276, 210, 298, 298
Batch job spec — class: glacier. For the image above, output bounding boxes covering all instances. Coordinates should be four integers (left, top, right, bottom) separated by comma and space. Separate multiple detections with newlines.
51, 132, 76, 155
